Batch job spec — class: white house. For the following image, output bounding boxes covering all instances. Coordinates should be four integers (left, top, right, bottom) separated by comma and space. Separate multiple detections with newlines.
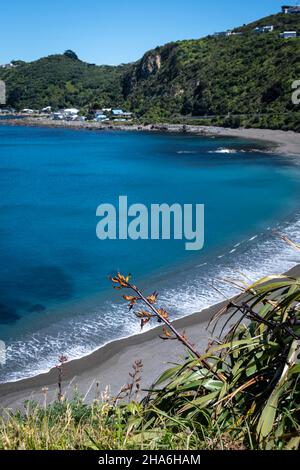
63, 108, 79, 116
280, 31, 297, 38
95, 113, 109, 122
50, 108, 81, 121
254, 25, 274, 33
112, 109, 125, 116
62, 108, 80, 120
213, 30, 232, 37
112, 109, 133, 121
21, 108, 35, 114
52, 112, 64, 121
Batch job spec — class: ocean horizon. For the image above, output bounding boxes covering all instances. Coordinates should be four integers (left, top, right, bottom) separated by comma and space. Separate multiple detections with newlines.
1, 124, 300, 383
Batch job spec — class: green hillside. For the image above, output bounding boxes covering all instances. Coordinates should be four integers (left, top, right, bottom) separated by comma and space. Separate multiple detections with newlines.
236, 11, 300, 32
1, 12, 300, 130
123, 13, 300, 129
0, 51, 129, 110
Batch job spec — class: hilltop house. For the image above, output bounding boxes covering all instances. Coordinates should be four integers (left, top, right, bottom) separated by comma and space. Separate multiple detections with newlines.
254, 25, 274, 33
0, 63, 16, 69
213, 30, 232, 37
289, 5, 300, 13
213, 30, 243, 37
281, 5, 300, 13
280, 30, 297, 38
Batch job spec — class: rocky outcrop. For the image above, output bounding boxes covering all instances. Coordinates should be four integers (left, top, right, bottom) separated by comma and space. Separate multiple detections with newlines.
138, 52, 162, 79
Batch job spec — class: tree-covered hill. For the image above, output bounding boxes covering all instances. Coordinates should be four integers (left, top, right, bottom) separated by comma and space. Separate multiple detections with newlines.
0, 51, 129, 110
1, 13, 300, 130
123, 13, 300, 129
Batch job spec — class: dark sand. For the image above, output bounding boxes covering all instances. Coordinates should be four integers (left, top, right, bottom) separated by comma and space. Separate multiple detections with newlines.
1, 265, 299, 412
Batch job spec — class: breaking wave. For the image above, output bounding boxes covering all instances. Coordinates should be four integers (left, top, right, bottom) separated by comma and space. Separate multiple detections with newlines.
208, 148, 238, 154
2, 212, 300, 383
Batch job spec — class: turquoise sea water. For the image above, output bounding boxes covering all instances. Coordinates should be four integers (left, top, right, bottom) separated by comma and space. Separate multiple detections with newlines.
1, 125, 300, 381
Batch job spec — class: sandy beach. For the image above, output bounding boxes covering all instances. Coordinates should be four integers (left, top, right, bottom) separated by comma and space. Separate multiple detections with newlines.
2, 118, 300, 156
1, 264, 299, 413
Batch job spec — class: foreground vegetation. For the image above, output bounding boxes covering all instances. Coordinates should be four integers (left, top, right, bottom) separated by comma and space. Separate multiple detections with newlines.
1, 13, 300, 130
1, 242, 299, 450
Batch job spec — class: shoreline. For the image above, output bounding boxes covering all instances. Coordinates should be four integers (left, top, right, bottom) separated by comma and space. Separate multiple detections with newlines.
1, 117, 300, 156
1, 264, 299, 412
0, 119, 300, 410
0, 298, 229, 410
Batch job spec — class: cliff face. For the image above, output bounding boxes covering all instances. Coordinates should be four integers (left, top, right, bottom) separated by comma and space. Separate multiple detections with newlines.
138, 52, 162, 79
123, 43, 181, 97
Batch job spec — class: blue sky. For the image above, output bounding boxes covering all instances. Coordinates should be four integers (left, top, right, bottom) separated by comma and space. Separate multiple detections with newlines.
0, 0, 290, 65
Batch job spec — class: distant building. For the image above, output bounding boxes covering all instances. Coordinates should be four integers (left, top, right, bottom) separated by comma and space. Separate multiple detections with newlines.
52, 112, 64, 121
112, 109, 125, 116
50, 108, 80, 121
289, 5, 300, 13
254, 25, 274, 33
281, 5, 300, 14
0, 63, 16, 69
61, 108, 80, 120
111, 109, 133, 121
0, 107, 15, 114
95, 113, 108, 122
21, 108, 34, 114
213, 30, 232, 37
42, 106, 52, 113
280, 30, 297, 38
63, 108, 79, 116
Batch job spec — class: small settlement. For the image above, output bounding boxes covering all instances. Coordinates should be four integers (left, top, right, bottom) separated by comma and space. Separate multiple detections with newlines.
0, 107, 134, 123
213, 5, 299, 39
